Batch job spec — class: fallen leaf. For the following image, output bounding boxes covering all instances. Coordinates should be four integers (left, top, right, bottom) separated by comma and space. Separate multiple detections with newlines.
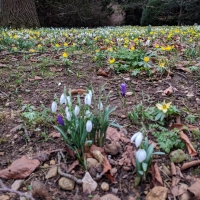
10, 124, 23, 133
187, 179, 200, 199
50, 67, 63, 72
97, 69, 109, 77
181, 160, 200, 171
106, 127, 129, 143
102, 156, 114, 182
28, 76, 43, 81
67, 160, 79, 173
175, 64, 191, 73
162, 85, 173, 96
71, 89, 86, 95
149, 162, 163, 186
49, 132, 61, 138
180, 131, 197, 156
0, 156, 40, 179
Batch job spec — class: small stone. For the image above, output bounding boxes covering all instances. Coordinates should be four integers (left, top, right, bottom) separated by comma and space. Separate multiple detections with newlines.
45, 166, 58, 179
96, 163, 103, 173
11, 179, 24, 190
127, 196, 136, 200
170, 149, 187, 163
125, 92, 133, 96
59, 177, 75, 190
0, 195, 10, 200
121, 115, 126, 119
92, 150, 104, 164
161, 164, 171, 176
111, 167, 117, 174
101, 182, 109, 191
104, 141, 121, 155
88, 167, 97, 177
43, 164, 49, 168
100, 194, 120, 200
87, 158, 98, 169
5, 102, 9, 107
82, 172, 97, 193
50, 160, 56, 165
0, 152, 5, 156
111, 187, 118, 194
13, 134, 18, 139
146, 186, 168, 200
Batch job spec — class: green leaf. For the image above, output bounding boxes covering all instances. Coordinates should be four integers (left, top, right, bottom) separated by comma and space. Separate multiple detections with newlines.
155, 112, 162, 121
152, 152, 165, 155
138, 170, 144, 175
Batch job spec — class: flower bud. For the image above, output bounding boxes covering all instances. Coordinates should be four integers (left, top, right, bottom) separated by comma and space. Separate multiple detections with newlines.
88, 90, 92, 99
67, 96, 71, 105
85, 110, 91, 117
74, 105, 80, 116
120, 83, 126, 97
84, 94, 91, 106
86, 120, 92, 132
98, 102, 103, 110
51, 101, 57, 113
60, 93, 66, 105
66, 111, 71, 121
136, 149, 147, 163
130, 132, 143, 147
65, 106, 69, 115
57, 115, 64, 126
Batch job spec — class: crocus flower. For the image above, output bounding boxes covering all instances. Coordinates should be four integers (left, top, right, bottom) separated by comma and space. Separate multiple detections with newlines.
120, 83, 126, 97
74, 105, 80, 116
130, 132, 143, 147
57, 115, 64, 126
86, 120, 92, 132
51, 101, 57, 113
60, 93, 66, 105
136, 149, 147, 163
84, 94, 91, 106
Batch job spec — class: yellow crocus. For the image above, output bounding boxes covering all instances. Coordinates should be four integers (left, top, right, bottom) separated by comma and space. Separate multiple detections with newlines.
156, 101, 171, 113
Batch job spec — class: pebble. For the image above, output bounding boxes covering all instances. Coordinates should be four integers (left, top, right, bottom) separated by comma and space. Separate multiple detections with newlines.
111, 167, 118, 174
11, 179, 24, 191
50, 160, 56, 165
45, 166, 58, 179
146, 186, 168, 200
87, 158, 98, 169
121, 115, 126, 119
100, 194, 120, 200
0, 195, 10, 200
101, 182, 109, 191
82, 172, 97, 193
58, 177, 75, 190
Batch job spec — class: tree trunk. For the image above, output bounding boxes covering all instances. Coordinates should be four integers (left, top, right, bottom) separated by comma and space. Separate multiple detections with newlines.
0, 0, 40, 28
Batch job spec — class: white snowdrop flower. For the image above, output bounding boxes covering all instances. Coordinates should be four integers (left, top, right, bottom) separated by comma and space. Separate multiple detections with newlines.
85, 110, 91, 117
146, 40, 150, 46
98, 102, 103, 110
84, 94, 91, 106
74, 105, 80, 116
65, 106, 69, 115
51, 101, 57, 113
86, 120, 92, 132
66, 96, 71, 105
130, 132, 143, 147
136, 149, 147, 163
88, 90, 92, 99
66, 111, 71, 121
58, 82, 61, 86
60, 93, 66, 105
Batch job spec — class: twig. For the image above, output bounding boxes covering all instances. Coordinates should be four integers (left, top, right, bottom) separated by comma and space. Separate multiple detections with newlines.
57, 152, 82, 184
0, 179, 35, 200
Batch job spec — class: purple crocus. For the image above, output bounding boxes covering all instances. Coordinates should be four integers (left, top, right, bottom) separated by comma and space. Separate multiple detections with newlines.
57, 114, 65, 126
120, 83, 126, 97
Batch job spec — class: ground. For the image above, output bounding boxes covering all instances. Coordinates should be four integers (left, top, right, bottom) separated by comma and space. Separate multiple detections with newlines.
0, 26, 200, 200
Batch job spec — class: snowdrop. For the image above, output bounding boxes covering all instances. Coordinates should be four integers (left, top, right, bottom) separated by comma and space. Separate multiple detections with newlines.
66, 111, 71, 121
86, 120, 92, 132
130, 132, 143, 147
98, 102, 103, 110
84, 94, 91, 106
136, 149, 147, 163
74, 105, 80, 116
60, 93, 66, 105
51, 101, 57, 113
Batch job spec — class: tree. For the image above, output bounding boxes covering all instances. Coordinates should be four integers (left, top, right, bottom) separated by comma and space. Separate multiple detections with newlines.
0, 0, 40, 28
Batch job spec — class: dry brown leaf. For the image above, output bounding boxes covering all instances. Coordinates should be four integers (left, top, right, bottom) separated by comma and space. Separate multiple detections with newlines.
181, 160, 200, 171
118, 144, 135, 169
97, 69, 109, 77
50, 67, 63, 72
0, 156, 40, 179
171, 162, 176, 176
49, 132, 61, 138
10, 124, 23, 133
175, 64, 191, 73
103, 155, 113, 182
71, 89, 86, 94
67, 160, 79, 173
28, 76, 43, 81
180, 131, 197, 156
149, 162, 163, 186
187, 179, 200, 200
106, 127, 129, 143
162, 85, 173, 96
32, 180, 52, 200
